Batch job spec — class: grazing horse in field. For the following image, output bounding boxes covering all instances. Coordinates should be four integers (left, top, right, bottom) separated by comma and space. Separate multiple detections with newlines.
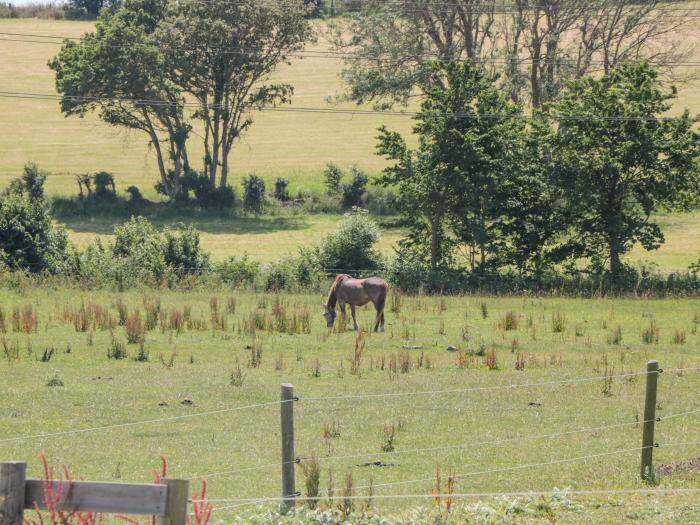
323, 274, 388, 332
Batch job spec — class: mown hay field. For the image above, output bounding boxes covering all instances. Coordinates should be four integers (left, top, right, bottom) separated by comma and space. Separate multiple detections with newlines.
2, 18, 700, 270
0, 285, 698, 523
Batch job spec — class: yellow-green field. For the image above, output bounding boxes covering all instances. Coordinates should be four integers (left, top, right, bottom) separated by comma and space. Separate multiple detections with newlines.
0, 287, 698, 523
2, 18, 700, 271
0, 18, 414, 195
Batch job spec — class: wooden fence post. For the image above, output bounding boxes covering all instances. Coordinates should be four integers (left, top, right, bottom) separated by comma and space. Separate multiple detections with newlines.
280, 383, 296, 512
0, 461, 27, 525
156, 479, 189, 525
641, 360, 659, 481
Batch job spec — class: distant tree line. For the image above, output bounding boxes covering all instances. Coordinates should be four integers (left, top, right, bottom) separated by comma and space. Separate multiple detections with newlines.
331, 0, 697, 111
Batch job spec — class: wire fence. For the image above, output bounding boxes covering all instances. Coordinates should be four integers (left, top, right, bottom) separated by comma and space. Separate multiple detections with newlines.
1, 90, 697, 122
186, 408, 700, 480
3, 359, 698, 516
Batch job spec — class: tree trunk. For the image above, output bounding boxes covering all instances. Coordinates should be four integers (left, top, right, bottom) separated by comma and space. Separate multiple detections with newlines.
209, 104, 221, 188
609, 240, 621, 274
144, 120, 176, 201
430, 214, 439, 272
220, 115, 229, 188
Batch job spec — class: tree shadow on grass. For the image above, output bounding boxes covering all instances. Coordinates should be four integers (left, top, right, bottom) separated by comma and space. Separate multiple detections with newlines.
60, 214, 311, 236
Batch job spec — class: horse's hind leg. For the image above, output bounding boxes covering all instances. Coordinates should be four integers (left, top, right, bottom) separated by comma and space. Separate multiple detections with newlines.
374, 295, 387, 333
350, 304, 359, 330
374, 308, 385, 333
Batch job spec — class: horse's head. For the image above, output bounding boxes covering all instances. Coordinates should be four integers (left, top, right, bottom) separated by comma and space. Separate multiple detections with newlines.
322, 304, 337, 328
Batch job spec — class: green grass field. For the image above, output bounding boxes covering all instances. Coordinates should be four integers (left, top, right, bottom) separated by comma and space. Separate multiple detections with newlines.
1, 14, 699, 524
0, 286, 698, 523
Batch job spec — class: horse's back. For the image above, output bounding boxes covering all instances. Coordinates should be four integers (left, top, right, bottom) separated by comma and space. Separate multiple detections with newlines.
363, 276, 388, 289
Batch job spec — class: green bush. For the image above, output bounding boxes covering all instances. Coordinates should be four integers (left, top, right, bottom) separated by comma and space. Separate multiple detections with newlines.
3, 162, 48, 203
0, 193, 69, 273
92, 171, 117, 201
316, 208, 384, 274
243, 175, 266, 214
164, 225, 211, 276
301, 192, 343, 214
181, 170, 235, 209
112, 216, 167, 277
341, 167, 368, 209
274, 178, 290, 201
21, 162, 48, 202
68, 217, 212, 287
216, 254, 261, 287
262, 253, 324, 292
366, 186, 398, 216
323, 163, 344, 195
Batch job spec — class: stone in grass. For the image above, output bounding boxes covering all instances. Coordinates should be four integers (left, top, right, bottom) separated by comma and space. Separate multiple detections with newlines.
446, 345, 458, 352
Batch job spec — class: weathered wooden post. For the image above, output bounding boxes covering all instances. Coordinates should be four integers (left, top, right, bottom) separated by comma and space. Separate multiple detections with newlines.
280, 383, 296, 511
640, 360, 659, 481
156, 479, 189, 525
0, 461, 27, 525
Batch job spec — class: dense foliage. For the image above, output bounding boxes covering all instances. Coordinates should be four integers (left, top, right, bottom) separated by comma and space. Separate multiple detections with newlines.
242, 175, 267, 214
314, 208, 383, 274
378, 61, 700, 278
0, 164, 68, 273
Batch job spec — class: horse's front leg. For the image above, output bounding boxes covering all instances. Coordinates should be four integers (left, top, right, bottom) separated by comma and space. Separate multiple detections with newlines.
350, 304, 359, 331
339, 302, 347, 321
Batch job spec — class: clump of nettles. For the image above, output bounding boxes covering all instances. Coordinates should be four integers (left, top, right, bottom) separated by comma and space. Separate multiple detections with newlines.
46, 372, 64, 387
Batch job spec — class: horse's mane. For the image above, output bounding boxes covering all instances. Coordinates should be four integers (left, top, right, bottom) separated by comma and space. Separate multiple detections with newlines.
326, 274, 351, 308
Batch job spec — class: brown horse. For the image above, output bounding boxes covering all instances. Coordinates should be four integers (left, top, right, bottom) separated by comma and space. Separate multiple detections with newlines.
323, 274, 388, 332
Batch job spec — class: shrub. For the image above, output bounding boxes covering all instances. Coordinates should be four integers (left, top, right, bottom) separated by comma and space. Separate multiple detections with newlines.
341, 167, 368, 209
0, 193, 69, 273
216, 254, 261, 287
323, 163, 344, 195
175, 169, 235, 208
163, 225, 211, 276
112, 216, 167, 277
20, 162, 47, 202
126, 185, 145, 204
316, 209, 383, 274
92, 171, 117, 200
274, 178, 290, 201
71, 217, 212, 287
242, 174, 266, 214
301, 192, 343, 214
365, 186, 398, 216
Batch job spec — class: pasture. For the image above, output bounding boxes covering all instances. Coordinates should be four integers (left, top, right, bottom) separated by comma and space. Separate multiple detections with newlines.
0, 284, 698, 523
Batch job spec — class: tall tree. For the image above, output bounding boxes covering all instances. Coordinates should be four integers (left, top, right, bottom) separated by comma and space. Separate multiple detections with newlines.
376, 61, 524, 271
49, 0, 190, 200
156, 0, 313, 189
549, 62, 700, 274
